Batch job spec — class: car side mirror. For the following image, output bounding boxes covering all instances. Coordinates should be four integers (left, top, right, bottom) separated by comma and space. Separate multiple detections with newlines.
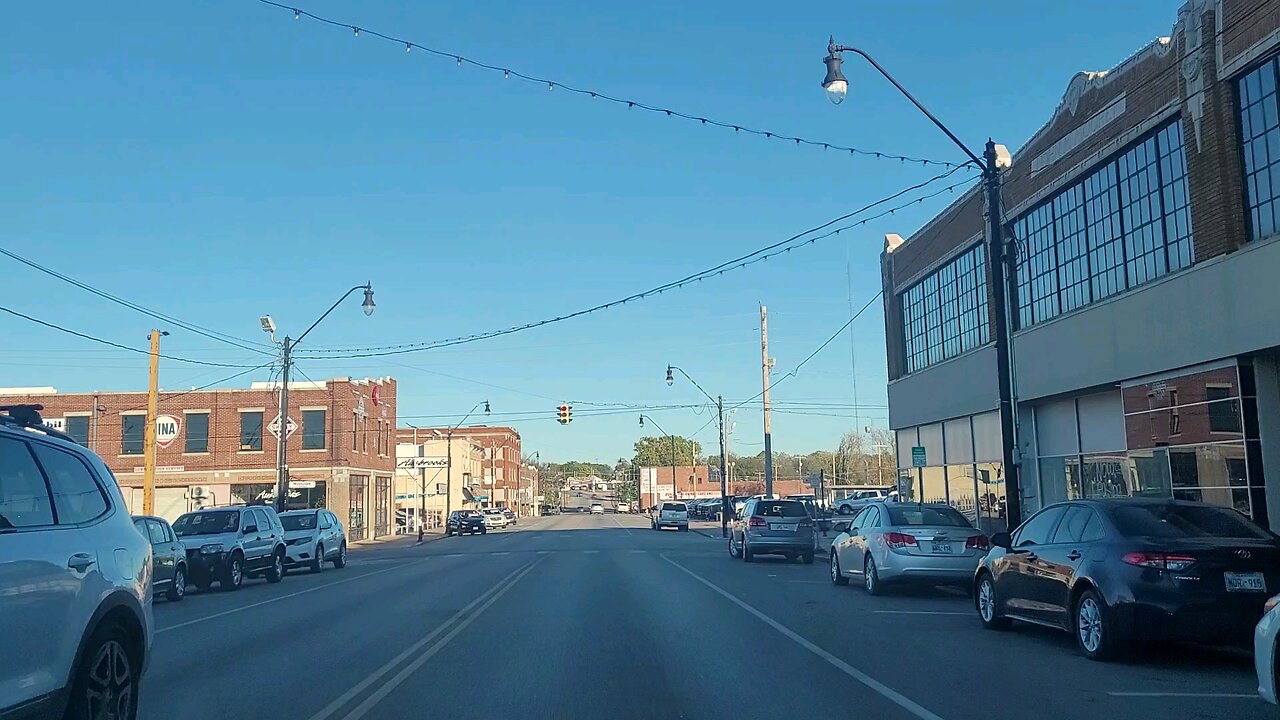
242, 524, 258, 535
990, 531, 1011, 550
833, 520, 852, 534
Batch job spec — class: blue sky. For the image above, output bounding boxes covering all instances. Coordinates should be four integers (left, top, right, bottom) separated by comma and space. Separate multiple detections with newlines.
3, 0, 1181, 463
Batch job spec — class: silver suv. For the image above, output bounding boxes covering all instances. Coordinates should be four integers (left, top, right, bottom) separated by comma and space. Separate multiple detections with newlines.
0, 404, 153, 719
172, 505, 287, 591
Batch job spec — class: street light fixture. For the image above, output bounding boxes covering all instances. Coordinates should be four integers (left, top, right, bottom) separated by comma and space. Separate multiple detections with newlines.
638, 413, 679, 506
666, 364, 729, 538
445, 399, 490, 519
362, 286, 377, 316
820, 36, 1021, 528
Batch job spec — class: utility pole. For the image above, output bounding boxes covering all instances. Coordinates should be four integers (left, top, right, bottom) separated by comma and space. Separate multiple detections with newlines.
670, 434, 677, 501
142, 330, 161, 515
760, 305, 774, 496
717, 395, 728, 538
273, 337, 293, 513
984, 139, 1022, 528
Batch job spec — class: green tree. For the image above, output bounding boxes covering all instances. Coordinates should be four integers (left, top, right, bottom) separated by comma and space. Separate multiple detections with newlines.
632, 435, 701, 467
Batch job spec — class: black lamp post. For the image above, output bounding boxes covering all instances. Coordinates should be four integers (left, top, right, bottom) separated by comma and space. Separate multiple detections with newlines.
821, 38, 1020, 528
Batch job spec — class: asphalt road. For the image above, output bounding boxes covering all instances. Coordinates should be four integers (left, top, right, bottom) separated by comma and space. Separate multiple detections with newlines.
139, 513, 1269, 720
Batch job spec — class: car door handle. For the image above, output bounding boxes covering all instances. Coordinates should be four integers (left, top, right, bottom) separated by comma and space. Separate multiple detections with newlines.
67, 553, 96, 571
1066, 550, 1082, 561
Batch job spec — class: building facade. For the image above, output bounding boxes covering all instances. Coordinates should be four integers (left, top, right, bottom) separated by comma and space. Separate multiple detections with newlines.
394, 436, 487, 529
638, 466, 809, 509
395, 425, 527, 512
0, 377, 397, 540
881, 0, 1280, 533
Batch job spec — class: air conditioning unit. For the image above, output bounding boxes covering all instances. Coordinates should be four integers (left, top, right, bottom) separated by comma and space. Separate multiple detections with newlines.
189, 485, 211, 499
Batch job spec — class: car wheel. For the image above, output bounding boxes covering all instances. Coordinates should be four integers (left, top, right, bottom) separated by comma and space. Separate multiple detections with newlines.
864, 555, 882, 596
311, 544, 325, 573
728, 535, 740, 558
830, 552, 848, 585
266, 549, 285, 583
802, 552, 814, 565
166, 565, 187, 602
976, 573, 1011, 630
743, 538, 755, 563
65, 620, 139, 720
333, 542, 347, 569
1074, 589, 1116, 661
222, 554, 244, 591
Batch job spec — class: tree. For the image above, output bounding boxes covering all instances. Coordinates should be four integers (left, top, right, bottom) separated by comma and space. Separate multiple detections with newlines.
632, 435, 701, 468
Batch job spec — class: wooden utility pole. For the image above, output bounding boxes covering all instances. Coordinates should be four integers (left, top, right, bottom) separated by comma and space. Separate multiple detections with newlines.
142, 329, 161, 515
760, 305, 774, 496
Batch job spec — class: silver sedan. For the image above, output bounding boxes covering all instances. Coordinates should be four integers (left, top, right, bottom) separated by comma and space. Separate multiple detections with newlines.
829, 501, 989, 594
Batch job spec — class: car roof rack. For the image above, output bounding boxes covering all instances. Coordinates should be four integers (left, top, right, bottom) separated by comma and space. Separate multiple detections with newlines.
0, 404, 79, 445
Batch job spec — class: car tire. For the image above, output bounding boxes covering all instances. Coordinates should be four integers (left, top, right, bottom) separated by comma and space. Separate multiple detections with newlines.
864, 555, 882, 596
1074, 589, 1116, 661
830, 552, 849, 585
266, 549, 285, 583
976, 573, 1011, 630
166, 565, 187, 602
222, 553, 244, 591
743, 539, 755, 563
65, 620, 140, 720
728, 535, 740, 558
333, 542, 347, 569
311, 544, 325, 573
802, 552, 814, 565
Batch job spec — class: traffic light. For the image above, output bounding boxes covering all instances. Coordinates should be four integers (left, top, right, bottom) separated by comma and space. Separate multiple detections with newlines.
558, 404, 572, 425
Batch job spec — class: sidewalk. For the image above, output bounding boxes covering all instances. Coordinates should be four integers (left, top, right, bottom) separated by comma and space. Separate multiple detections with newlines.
689, 520, 832, 556
350, 528, 447, 551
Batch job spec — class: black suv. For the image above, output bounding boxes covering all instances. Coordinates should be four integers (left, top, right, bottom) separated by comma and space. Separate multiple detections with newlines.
445, 510, 487, 536
172, 505, 288, 591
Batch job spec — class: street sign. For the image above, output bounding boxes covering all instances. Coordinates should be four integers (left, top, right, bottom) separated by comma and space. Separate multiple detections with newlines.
289, 480, 316, 489
397, 456, 449, 469
911, 446, 927, 467
155, 414, 181, 448
267, 415, 298, 439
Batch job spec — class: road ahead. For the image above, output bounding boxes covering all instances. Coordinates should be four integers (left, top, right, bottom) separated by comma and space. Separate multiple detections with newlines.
140, 513, 1268, 720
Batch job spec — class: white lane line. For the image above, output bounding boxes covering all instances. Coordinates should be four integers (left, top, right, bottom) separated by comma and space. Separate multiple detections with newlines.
308, 560, 539, 720
661, 554, 946, 720
609, 514, 634, 537
537, 550, 551, 555
158, 558, 427, 634
785, 580, 830, 584
583, 550, 600, 554
873, 610, 970, 616
1106, 692, 1257, 698
443, 553, 463, 558
492, 551, 511, 556
338, 559, 543, 720
630, 549, 647, 554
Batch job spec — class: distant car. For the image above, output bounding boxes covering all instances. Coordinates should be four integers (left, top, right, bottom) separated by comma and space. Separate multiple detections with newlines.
976, 499, 1280, 661
501, 507, 517, 525
652, 501, 688, 531
835, 486, 897, 515
730, 498, 815, 563
174, 505, 287, 591
0, 405, 153, 720
483, 508, 510, 529
617, 502, 630, 514
590, 503, 605, 515
446, 510, 486, 536
280, 509, 347, 572
1255, 594, 1280, 705
134, 515, 188, 601
830, 502, 987, 593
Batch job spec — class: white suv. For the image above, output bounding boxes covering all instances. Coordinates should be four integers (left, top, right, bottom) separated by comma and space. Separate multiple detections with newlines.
0, 404, 153, 719
652, 501, 689, 531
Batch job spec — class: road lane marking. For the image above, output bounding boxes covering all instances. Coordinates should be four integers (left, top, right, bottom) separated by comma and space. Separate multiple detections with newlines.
338, 558, 543, 720
492, 551, 511, 555
785, 580, 829, 584
583, 550, 599, 554
661, 554, 946, 720
1106, 692, 1257, 698
630, 549, 646, 554
537, 550, 550, 554
308, 559, 539, 720
157, 558, 428, 634
873, 610, 970, 616
609, 514, 634, 537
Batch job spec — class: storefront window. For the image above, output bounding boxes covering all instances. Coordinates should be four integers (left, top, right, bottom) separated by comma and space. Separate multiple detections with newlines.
1080, 453, 1128, 498
920, 466, 946, 505
1128, 448, 1171, 498
231, 483, 275, 506
285, 481, 327, 510
1038, 456, 1072, 506
945, 464, 978, 525
975, 463, 1006, 534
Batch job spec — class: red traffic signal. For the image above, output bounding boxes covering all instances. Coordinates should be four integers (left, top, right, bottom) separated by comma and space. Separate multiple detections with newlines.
558, 404, 572, 425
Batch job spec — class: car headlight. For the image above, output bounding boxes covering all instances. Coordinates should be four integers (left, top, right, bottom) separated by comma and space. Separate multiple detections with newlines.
200, 543, 224, 554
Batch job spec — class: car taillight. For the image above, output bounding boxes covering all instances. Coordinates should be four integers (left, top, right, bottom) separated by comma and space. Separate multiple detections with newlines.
1122, 552, 1196, 571
966, 535, 990, 550
883, 532, 917, 549
748, 516, 766, 527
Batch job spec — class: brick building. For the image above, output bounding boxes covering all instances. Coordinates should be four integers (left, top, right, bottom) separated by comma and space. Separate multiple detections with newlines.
0, 376, 397, 540
395, 425, 529, 512
638, 465, 809, 509
880, 0, 1280, 533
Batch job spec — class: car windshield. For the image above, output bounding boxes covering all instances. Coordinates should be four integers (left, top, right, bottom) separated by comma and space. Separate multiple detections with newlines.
173, 510, 239, 536
1109, 504, 1272, 540
280, 513, 317, 531
886, 506, 971, 528
754, 501, 807, 518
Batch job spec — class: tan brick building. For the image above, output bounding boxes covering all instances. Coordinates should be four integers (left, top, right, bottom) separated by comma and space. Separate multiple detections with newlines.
0, 376, 397, 540
881, 0, 1280, 532
395, 425, 528, 512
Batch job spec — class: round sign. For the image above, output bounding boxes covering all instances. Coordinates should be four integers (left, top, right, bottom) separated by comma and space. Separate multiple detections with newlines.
155, 414, 182, 449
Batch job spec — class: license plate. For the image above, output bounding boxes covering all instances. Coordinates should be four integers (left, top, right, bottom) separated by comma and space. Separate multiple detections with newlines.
930, 541, 953, 554
1225, 571, 1266, 593
770, 523, 795, 532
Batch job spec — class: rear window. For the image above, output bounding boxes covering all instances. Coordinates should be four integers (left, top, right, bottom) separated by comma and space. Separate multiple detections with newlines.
886, 505, 971, 527
1109, 504, 1271, 540
661, 502, 686, 512
754, 501, 807, 518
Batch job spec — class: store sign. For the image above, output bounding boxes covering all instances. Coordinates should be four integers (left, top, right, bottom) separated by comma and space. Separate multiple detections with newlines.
911, 446, 927, 467
131, 465, 185, 474
289, 480, 316, 489
155, 415, 181, 448
44, 417, 65, 432
397, 456, 449, 469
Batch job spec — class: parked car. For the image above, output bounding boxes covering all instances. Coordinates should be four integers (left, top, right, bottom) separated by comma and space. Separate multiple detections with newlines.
0, 404, 153, 720
652, 501, 688, 531
501, 507, 517, 525
133, 515, 188, 601
730, 498, 816, 563
617, 501, 631, 514
976, 498, 1280, 660
834, 486, 897, 515
446, 510, 487, 536
172, 505, 287, 592
830, 501, 987, 592
590, 503, 605, 515
280, 509, 347, 573
1255, 594, 1280, 705
482, 508, 510, 529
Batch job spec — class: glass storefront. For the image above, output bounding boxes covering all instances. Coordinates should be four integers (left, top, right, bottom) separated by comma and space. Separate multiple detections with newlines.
349, 475, 368, 541
894, 411, 1008, 534
374, 476, 390, 538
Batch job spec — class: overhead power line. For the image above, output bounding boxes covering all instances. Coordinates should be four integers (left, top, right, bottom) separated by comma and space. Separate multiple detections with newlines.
254, 0, 961, 169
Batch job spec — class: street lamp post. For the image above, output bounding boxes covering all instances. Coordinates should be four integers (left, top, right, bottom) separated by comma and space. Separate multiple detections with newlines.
406, 422, 427, 540
446, 400, 490, 518
264, 283, 375, 513
821, 39, 1020, 527
638, 414, 678, 508
666, 365, 729, 537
